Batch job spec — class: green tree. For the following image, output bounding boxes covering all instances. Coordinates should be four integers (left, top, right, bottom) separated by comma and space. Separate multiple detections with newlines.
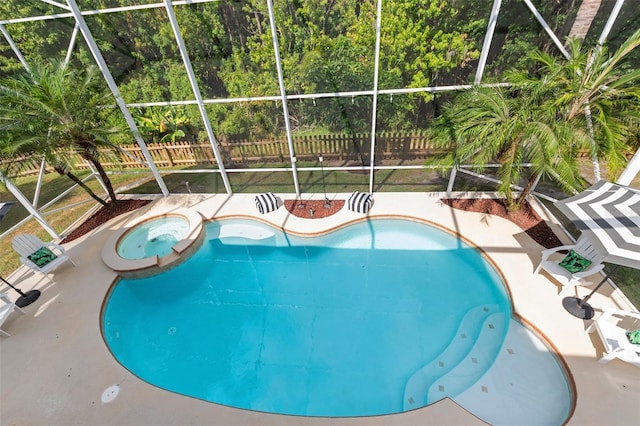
512, 30, 640, 177
133, 107, 197, 143
0, 1, 76, 75
430, 85, 589, 210
430, 29, 640, 210
0, 61, 124, 207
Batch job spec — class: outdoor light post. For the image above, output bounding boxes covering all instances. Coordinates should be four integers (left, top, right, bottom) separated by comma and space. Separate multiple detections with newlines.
319, 154, 331, 208
0, 275, 40, 308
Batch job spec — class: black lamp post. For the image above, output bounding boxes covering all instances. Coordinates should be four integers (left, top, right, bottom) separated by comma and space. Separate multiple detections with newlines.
0, 276, 41, 308
319, 154, 331, 208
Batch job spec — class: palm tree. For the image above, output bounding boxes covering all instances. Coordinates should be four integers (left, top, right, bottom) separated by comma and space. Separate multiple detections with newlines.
512, 29, 640, 177
430, 85, 589, 210
0, 61, 123, 207
430, 29, 640, 210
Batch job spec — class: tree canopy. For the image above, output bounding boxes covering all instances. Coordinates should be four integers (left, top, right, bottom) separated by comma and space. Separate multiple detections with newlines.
1, 0, 602, 140
429, 28, 640, 209
0, 61, 124, 206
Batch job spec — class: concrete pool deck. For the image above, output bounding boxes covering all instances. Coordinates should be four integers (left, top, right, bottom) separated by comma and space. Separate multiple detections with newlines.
1, 192, 639, 425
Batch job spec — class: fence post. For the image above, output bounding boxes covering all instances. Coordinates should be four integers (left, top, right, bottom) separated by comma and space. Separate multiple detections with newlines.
164, 146, 174, 167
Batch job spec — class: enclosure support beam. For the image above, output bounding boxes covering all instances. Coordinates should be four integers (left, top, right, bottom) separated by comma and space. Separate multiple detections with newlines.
65, 0, 170, 197
529, 174, 542, 195
368, 0, 383, 194
0, 172, 59, 239
522, 0, 571, 59
598, 0, 625, 45
584, 105, 601, 182
266, 0, 300, 197
63, 22, 80, 65
475, 0, 502, 84
618, 151, 640, 186
583, 0, 625, 183
40, 0, 71, 10
163, 0, 232, 195
83, 160, 110, 198
33, 159, 47, 209
0, 24, 30, 71
447, 167, 458, 196
125, 84, 486, 109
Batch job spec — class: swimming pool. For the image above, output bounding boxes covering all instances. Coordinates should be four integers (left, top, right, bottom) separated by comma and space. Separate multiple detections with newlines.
103, 218, 570, 422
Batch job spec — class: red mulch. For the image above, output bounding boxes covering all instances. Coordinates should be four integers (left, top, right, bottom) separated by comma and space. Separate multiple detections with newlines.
284, 199, 345, 218
61, 199, 152, 243
441, 198, 564, 249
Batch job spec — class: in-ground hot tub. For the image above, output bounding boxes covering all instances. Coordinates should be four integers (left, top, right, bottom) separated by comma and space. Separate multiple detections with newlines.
117, 216, 190, 260
102, 208, 205, 278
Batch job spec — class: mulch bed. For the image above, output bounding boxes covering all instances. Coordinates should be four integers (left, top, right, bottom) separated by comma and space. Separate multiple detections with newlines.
284, 199, 346, 219
61, 199, 152, 244
442, 198, 564, 249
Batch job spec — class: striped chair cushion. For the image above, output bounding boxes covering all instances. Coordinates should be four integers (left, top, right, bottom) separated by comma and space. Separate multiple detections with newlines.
347, 191, 373, 213
255, 192, 279, 214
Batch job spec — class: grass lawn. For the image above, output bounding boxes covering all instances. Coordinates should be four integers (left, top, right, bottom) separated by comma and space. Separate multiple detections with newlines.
0, 171, 151, 277
122, 162, 498, 195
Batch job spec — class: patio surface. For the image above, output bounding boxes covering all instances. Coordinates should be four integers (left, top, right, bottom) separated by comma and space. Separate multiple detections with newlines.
1, 192, 639, 425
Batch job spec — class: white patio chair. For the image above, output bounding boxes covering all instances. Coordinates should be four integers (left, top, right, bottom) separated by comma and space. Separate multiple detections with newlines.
534, 234, 606, 296
11, 234, 76, 280
586, 306, 640, 368
0, 292, 25, 337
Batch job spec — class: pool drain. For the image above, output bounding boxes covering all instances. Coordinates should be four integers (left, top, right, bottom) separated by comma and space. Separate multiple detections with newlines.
101, 384, 120, 403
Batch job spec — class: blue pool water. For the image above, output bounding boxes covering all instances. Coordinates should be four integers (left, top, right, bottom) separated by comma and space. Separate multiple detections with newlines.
103, 218, 512, 417
117, 216, 189, 259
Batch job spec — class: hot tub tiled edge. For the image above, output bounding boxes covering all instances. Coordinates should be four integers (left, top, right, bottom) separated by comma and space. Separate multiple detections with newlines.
101, 208, 205, 278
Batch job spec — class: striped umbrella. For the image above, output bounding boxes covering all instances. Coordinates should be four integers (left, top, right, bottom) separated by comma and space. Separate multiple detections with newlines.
554, 180, 640, 318
0, 202, 15, 222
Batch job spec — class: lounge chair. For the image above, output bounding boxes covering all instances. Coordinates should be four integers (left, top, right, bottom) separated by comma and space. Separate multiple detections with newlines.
11, 234, 76, 280
0, 292, 25, 337
586, 306, 640, 368
534, 234, 605, 296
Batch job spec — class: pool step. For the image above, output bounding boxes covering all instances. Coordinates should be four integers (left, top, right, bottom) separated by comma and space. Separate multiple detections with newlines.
215, 223, 276, 241
426, 312, 507, 403
403, 304, 504, 411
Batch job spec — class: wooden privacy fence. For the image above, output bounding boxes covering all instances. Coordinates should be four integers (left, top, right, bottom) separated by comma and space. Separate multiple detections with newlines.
110, 132, 433, 168
8, 132, 433, 176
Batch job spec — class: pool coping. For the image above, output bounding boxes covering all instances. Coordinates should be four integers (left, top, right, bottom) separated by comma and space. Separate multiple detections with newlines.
1, 192, 638, 426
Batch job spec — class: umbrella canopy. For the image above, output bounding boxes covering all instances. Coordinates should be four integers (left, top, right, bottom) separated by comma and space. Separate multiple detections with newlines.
554, 181, 640, 319
554, 180, 640, 270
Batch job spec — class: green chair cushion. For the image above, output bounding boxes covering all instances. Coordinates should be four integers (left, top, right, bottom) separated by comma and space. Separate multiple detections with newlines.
558, 250, 592, 273
27, 247, 58, 267
627, 329, 640, 345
